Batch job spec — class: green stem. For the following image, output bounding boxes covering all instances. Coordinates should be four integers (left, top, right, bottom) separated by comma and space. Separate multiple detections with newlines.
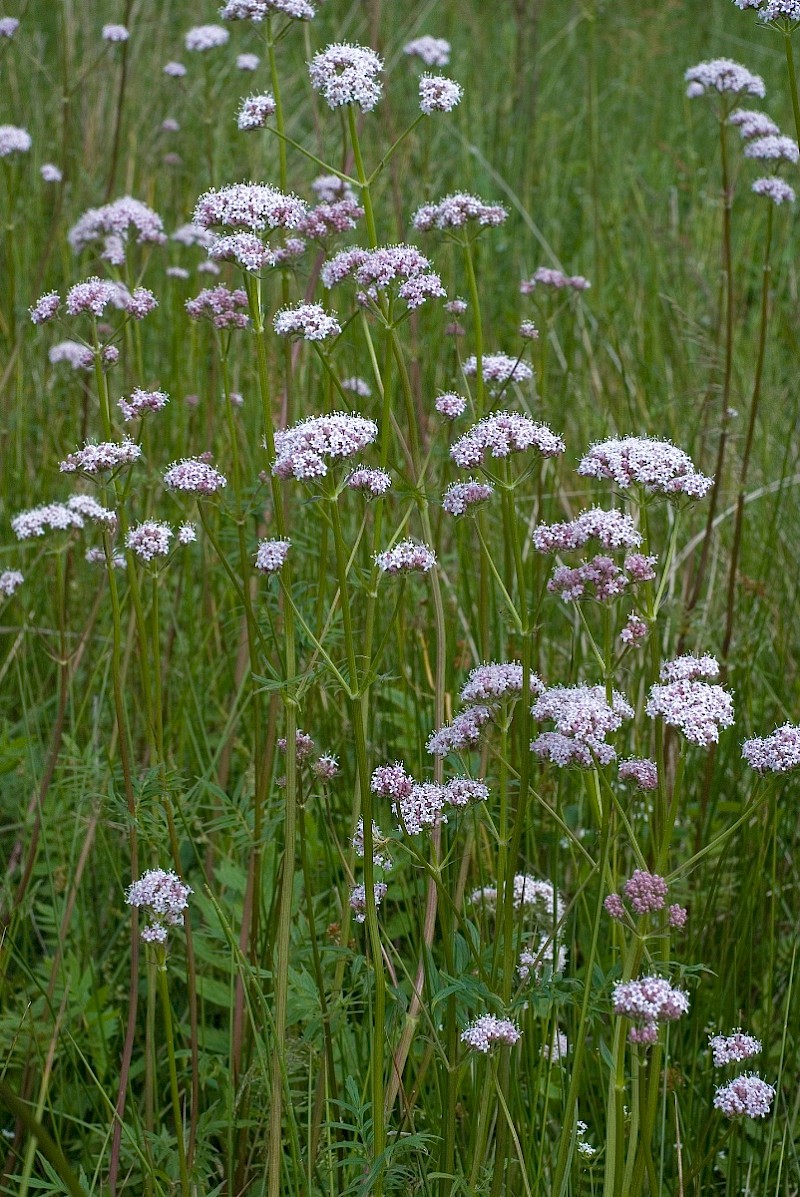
785, 30, 800, 147
157, 957, 190, 1197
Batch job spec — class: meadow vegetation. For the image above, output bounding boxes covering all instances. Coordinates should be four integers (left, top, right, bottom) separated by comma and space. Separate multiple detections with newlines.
1, 1, 800, 1194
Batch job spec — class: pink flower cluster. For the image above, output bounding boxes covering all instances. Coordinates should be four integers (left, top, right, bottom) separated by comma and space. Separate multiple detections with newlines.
646, 656, 734, 747
300, 198, 364, 240
349, 882, 388, 922
273, 302, 341, 341
125, 521, 173, 562
237, 93, 277, 130
374, 539, 436, 573
684, 58, 765, 98
419, 75, 463, 114
221, 0, 316, 19
744, 133, 799, 163
67, 196, 166, 262
532, 507, 641, 553
164, 457, 228, 493
463, 353, 533, 386
255, 539, 291, 573
60, 438, 142, 475
612, 975, 690, 1044
461, 1014, 521, 1053
126, 868, 191, 943
578, 436, 712, 499
272, 413, 378, 479
547, 554, 654, 603
0, 570, 24, 597
742, 723, 800, 772
531, 683, 633, 767
427, 705, 493, 756
209, 233, 277, 272
710, 1030, 762, 1067
618, 757, 659, 790
185, 284, 247, 327
308, 42, 383, 111
460, 661, 545, 705
435, 391, 467, 419
625, 870, 668, 914
370, 764, 487, 835
194, 182, 307, 232
321, 244, 444, 310
752, 176, 796, 204
450, 412, 564, 468
442, 479, 493, 515
714, 1075, 775, 1119
412, 192, 507, 231
118, 388, 169, 421
730, 108, 779, 138
347, 468, 392, 497
12, 496, 115, 539
520, 267, 591, 292
403, 36, 451, 66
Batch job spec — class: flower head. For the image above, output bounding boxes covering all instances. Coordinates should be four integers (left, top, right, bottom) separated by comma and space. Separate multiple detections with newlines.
126, 521, 173, 562
743, 133, 799, 162
427, 705, 493, 756
272, 412, 378, 480
102, 23, 129, 41
118, 388, 169, 421
0, 17, 19, 37
531, 683, 633, 766
40, 163, 63, 183
442, 479, 494, 515
349, 882, 387, 922
60, 438, 142, 475
613, 975, 690, 1044
273, 302, 341, 340
533, 507, 641, 553
308, 42, 383, 111
710, 1030, 763, 1068
403, 36, 451, 66
164, 457, 228, 494
624, 870, 668, 914
221, 0, 316, 18
419, 74, 463, 114
577, 436, 712, 498
185, 285, 249, 329
0, 125, 31, 156
463, 353, 533, 387
460, 661, 545, 705
646, 660, 734, 747
255, 538, 291, 573
435, 391, 467, 419
126, 868, 191, 942
714, 1075, 775, 1119
185, 24, 229, 51
375, 539, 436, 573
451, 412, 564, 468
413, 192, 507, 232
461, 1014, 521, 1053
618, 756, 658, 790
237, 93, 277, 130
194, 182, 307, 232
742, 723, 800, 772
684, 58, 766, 98
347, 467, 392, 497
521, 267, 590, 292
752, 176, 796, 203
68, 196, 166, 261
730, 108, 780, 138
0, 570, 24, 597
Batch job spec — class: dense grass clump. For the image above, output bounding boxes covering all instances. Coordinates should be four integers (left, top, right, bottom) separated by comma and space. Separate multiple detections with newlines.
2, 2, 800, 1195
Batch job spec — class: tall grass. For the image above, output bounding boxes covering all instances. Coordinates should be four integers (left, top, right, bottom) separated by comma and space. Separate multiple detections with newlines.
1, 2, 800, 1195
